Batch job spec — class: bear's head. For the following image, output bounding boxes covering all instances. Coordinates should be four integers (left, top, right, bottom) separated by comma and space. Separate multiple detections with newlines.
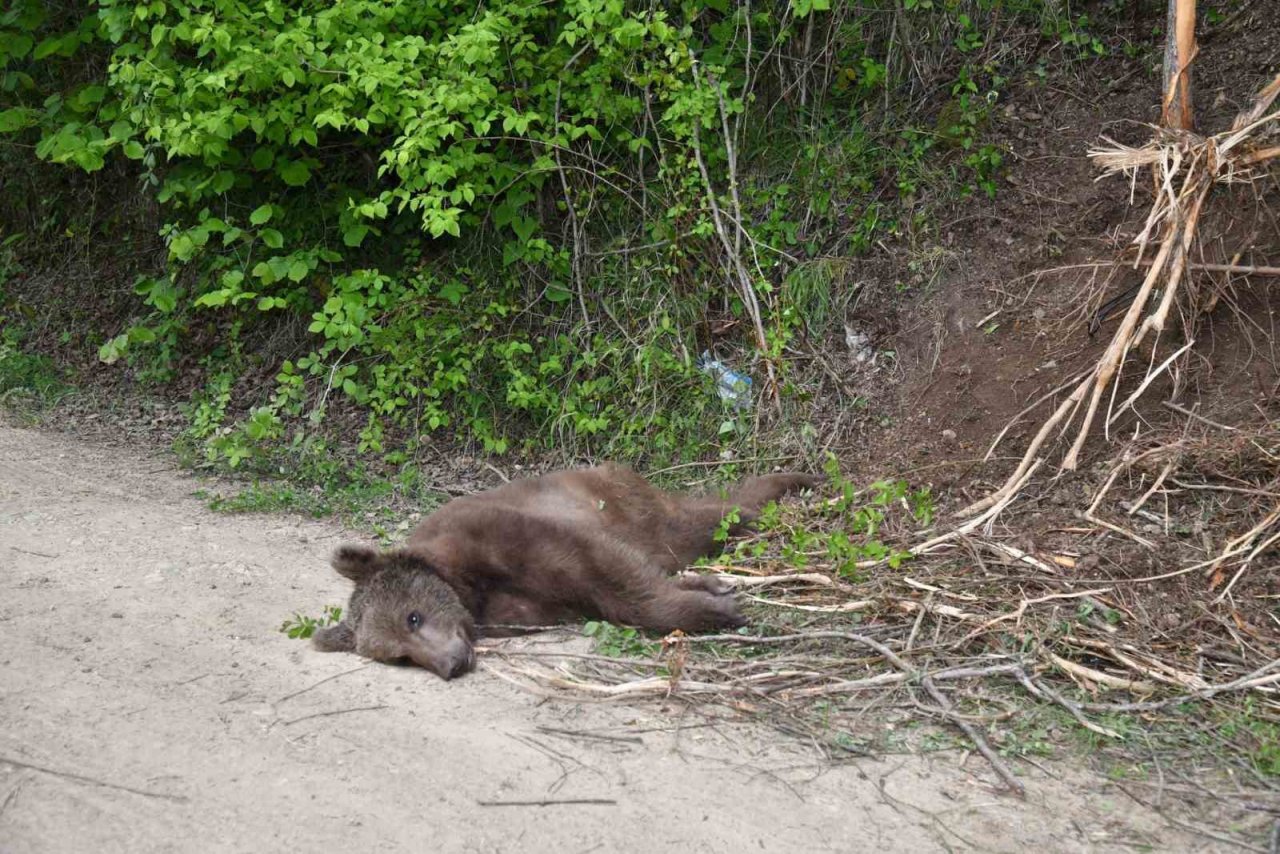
313, 545, 476, 680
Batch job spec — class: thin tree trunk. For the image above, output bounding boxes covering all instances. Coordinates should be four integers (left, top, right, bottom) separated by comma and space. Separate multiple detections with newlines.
1161, 0, 1196, 129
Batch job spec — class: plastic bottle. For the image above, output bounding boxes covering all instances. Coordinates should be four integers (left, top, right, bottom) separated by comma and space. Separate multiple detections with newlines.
697, 351, 753, 410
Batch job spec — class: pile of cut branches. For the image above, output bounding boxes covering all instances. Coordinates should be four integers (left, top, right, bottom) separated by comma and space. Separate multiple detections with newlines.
962, 71, 1280, 522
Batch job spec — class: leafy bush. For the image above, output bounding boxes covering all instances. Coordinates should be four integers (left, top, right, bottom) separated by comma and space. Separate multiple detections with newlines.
0, 0, 1118, 463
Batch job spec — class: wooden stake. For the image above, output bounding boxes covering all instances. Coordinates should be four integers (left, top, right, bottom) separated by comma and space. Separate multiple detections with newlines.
1161, 0, 1197, 130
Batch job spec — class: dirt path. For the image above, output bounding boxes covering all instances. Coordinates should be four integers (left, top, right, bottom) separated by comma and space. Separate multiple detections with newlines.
0, 425, 1221, 853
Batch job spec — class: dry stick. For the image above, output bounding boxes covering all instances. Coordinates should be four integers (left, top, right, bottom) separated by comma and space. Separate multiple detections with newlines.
1231, 73, 1280, 133
745, 594, 873, 613
966, 78, 1280, 515
1240, 145, 1280, 167
1212, 504, 1280, 600
1163, 400, 1238, 432
1013, 671, 1121, 739
275, 663, 372, 705
691, 632, 1024, 797
983, 370, 1093, 463
0, 754, 187, 802
1061, 183, 1208, 471
784, 663, 1026, 700
1128, 459, 1177, 517
956, 383, 1084, 518
1108, 339, 1196, 428
1132, 183, 1210, 352
1065, 636, 1209, 690
1086, 459, 1157, 549
686, 50, 778, 408
946, 456, 1046, 535
953, 589, 1112, 649
1123, 257, 1280, 276
977, 540, 1058, 574
1160, 0, 1197, 131
711, 572, 849, 589
1048, 652, 1158, 694
1140, 260, 1280, 276
477, 799, 616, 807
282, 704, 388, 726
920, 676, 1024, 797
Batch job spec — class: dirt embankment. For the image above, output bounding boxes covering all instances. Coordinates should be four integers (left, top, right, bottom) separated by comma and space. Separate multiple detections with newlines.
0, 424, 1220, 852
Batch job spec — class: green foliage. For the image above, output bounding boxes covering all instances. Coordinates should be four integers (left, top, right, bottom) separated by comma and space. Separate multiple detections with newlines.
0, 340, 69, 402
0, 0, 1120, 463
713, 506, 742, 543
582, 620, 660, 658
280, 605, 343, 640
198, 482, 332, 518
735, 454, 930, 577
0, 313, 70, 404
1221, 700, 1280, 778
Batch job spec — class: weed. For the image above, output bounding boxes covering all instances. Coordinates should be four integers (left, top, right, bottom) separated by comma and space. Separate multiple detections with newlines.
1221, 700, 1280, 778
0, 339, 70, 405
280, 605, 343, 640
713, 507, 742, 544
582, 621, 660, 659
198, 483, 332, 518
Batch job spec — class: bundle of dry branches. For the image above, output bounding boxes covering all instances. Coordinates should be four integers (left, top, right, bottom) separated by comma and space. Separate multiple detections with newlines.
477, 478, 1280, 799
958, 73, 1280, 524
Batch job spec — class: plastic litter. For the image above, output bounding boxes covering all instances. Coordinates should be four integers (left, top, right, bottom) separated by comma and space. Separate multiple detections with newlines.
697, 351, 753, 410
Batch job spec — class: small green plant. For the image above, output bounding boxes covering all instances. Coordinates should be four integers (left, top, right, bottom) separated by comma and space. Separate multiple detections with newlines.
582, 620, 660, 658
713, 506, 743, 544
740, 454, 927, 579
280, 605, 343, 640
1044, 13, 1108, 59
1221, 701, 1280, 778
0, 327, 70, 404
200, 483, 331, 518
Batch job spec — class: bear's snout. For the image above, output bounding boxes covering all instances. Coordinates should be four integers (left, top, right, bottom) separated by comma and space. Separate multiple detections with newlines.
408, 624, 475, 680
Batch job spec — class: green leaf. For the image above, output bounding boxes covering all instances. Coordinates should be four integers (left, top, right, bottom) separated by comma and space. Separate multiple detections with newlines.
195, 290, 231, 308
512, 215, 537, 244
437, 280, 468, 306
544, 284, 572, 303
170, 233, 196, 261
279, 160, 311, 186
122, 140, 144, 159
0, 108, 36, 134
261, 228, 284, 249
342, 224, 369, 247
33, 36, 64, 60
287, 259, 309, 282
249, 204, 273, 225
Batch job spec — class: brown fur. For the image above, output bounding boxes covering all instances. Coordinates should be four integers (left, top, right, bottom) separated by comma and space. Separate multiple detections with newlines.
314, 464, 821, 679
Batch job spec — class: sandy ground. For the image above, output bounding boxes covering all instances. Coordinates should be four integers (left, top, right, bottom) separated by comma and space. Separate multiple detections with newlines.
0, 425, 1224, 853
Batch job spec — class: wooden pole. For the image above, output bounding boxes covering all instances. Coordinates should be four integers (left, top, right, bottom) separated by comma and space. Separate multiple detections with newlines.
1161, 0, 1197, 129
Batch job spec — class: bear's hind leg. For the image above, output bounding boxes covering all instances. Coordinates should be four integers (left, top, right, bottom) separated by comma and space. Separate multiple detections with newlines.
600, 582, 745, 633
727, 473, 823, 522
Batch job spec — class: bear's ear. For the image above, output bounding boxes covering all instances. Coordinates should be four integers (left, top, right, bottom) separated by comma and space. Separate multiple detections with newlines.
331, 544, 381, 581
313, 621, 355, 652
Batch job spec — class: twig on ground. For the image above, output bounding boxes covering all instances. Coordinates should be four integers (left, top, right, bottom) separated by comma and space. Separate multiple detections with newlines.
0, 754, 187, 802
477, 798, 617, 807
282, 704, 388, 726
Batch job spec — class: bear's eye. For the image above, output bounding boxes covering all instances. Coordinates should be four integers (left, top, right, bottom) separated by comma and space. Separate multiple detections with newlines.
406, 611, 422, 630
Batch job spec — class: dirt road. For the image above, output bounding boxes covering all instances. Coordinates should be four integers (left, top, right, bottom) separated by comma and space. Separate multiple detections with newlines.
0, 425, 1213, 852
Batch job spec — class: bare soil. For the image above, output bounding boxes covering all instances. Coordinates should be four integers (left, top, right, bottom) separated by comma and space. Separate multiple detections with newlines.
0, 424, 1226, 853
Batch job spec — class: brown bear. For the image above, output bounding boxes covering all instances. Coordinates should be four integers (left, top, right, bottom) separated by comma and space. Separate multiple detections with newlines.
313, 464, 821, 679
